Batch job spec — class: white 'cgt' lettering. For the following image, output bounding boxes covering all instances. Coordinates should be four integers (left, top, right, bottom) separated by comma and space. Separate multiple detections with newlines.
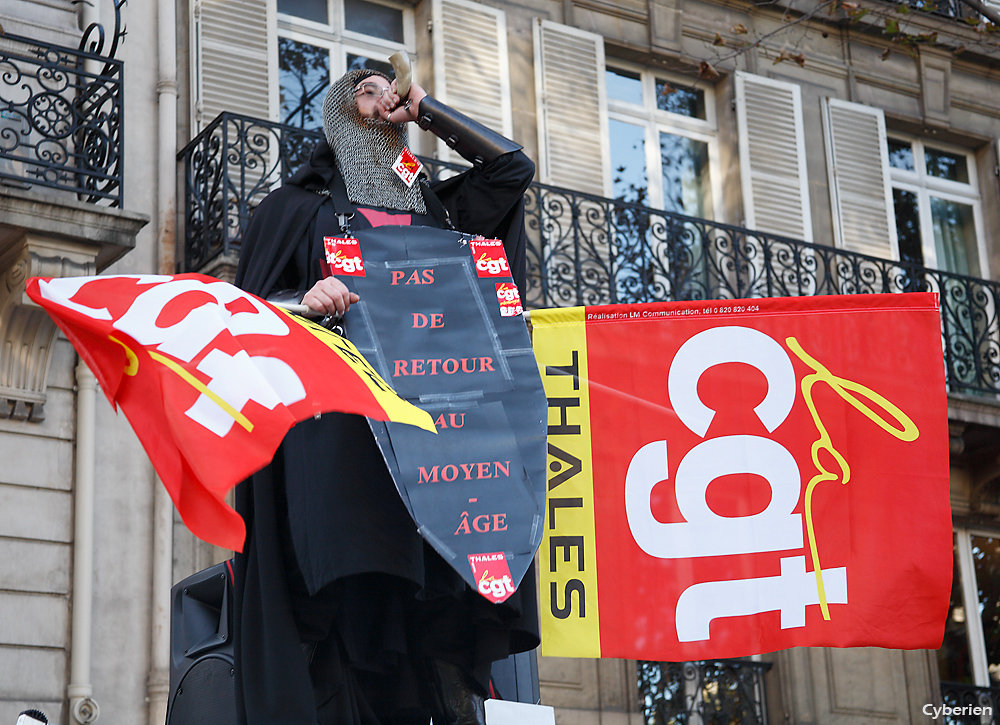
113, 277, 289, 361
40, 275, 303, 437
667, 325, 795, 436
623, 325, 845, 641
625, 435, 803, 559
675, 556, 847, 642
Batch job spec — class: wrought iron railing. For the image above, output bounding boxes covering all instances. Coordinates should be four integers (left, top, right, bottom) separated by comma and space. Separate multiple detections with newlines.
940, 682, 999, 724
0, 30, 124, 205
901, 0, 978, 21
180, 111, 1000, 397
178, 113, 462, 273
637, 659, 771, 725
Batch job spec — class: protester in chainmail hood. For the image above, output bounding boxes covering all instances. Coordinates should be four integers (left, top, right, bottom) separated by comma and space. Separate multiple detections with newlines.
323, 68, 427, 214
232, 67, 539, 725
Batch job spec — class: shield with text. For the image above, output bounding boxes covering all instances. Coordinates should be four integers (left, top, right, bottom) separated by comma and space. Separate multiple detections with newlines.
335, 226, 547, 600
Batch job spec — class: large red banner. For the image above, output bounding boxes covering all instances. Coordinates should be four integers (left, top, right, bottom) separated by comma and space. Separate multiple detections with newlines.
26, 274, 433, 552
531, 294, 951, 660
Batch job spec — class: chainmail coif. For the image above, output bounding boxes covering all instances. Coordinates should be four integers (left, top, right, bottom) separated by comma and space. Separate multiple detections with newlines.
322, 68, 427, 215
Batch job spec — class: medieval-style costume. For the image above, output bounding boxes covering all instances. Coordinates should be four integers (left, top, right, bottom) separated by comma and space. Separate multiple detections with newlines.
233, 69, 538, 725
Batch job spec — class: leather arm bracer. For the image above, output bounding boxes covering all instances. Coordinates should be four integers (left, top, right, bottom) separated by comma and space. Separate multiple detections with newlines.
417, 95, 522, 169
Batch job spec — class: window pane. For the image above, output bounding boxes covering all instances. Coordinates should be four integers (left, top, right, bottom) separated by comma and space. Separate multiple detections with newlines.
926, 147, 970, 183
280, 38, 330, 130
938, 535, 974, 684
609, 118, 648, 204
931, 197, 979, 276
892, 188, 923, 267
659, 131, 709, 217
278, 0, 328, 23
655, 81, 705, 120
888, 139, 914, 171
344, 0, 404, 43
346, 53, 395, 80
606, 68, 643, 105
971, 535, 1000, 686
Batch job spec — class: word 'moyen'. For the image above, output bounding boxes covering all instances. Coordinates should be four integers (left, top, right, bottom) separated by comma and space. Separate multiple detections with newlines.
417, 460, 511, 483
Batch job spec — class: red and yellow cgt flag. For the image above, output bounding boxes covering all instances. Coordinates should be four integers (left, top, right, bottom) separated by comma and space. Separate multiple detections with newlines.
531, 293, 951, 660
26, 274, 434, 552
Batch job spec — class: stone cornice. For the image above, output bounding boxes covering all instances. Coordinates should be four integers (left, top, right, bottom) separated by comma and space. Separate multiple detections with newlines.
0, 188, 148, 422
0, 186, 148, 272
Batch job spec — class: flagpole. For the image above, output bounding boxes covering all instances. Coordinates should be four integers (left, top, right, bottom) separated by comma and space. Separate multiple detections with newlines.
269, 300, 314, 316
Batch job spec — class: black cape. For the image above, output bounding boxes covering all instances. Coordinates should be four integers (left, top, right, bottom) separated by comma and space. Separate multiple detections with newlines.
232, 140, 540, 725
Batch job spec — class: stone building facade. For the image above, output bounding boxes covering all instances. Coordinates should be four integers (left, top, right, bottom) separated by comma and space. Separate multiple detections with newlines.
1, 0, 1000, 723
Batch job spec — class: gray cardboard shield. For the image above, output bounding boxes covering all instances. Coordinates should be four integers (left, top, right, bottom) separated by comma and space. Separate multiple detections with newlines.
337, 225, 546, 594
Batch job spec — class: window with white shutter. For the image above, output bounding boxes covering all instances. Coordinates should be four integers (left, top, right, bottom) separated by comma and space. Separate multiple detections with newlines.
191, 0, 277, 132
821, 98, 897, 259
533, 19, 609, 197
734, 71, 812, 242
275, 0, 414, 132
603, 64, 720, 217
886, 135, 986, 276
432, 0, 512, 163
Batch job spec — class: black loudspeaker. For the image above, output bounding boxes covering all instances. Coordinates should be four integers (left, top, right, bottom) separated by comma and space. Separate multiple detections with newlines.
165, 561, 542, 722
167, 561, 236, 725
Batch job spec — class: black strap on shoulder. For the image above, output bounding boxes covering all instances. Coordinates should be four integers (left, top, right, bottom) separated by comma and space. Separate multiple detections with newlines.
420, 180, 455, 230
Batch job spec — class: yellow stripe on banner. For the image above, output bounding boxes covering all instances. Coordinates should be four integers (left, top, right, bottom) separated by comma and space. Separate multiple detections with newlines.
531, 307, 601, 658
149, 351, 254, 432
282, 310, 436, 433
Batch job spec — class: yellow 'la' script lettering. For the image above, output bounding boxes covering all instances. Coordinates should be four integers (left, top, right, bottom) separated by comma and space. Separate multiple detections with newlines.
785, 336, 918, 621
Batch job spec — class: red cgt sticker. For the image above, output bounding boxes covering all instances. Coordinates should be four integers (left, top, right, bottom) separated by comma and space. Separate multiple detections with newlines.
468, 552, 516, 603
392, 148, 423, 188
324, 237, 366, 277
470, 238, 511, 278
495, 282, 522, 317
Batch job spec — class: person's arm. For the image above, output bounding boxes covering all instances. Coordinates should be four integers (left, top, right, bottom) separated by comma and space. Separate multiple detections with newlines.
380, 81, 522, 169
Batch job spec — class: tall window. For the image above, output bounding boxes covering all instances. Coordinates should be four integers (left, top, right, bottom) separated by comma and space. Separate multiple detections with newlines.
940, 528, 1000, 695
278, 0, 414, 131
888, 137, 985, 277
604, 65, 719, 218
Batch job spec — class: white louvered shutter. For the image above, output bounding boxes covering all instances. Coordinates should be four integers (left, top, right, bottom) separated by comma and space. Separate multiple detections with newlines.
821, 98, 897, 258
191, 0, 277, 131
735, 72, 812, 242
533, 19, 609, 197
432, 0, 512, 163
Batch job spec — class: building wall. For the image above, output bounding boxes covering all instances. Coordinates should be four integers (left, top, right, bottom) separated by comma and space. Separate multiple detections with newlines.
0, 0, 161, 723
0, 337, 76, 724
2, 0, 1000, 723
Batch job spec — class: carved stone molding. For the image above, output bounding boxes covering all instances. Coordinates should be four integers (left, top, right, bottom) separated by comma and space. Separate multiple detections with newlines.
919, 49, 952, 128
0, 236, 100, 422
0, 188, 149, 422
649, 0, 683, 54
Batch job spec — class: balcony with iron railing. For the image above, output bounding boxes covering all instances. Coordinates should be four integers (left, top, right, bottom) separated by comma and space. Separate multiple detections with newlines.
638, 659, 772, 725
939, 681, 999, 724
0, 29, 124, 206
180, 111, 1000, 400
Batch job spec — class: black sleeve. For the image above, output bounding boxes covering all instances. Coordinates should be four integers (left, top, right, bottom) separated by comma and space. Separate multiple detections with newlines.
431, 151, 534, 291
435, 151, 534, 238
234, 187, 324, 297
